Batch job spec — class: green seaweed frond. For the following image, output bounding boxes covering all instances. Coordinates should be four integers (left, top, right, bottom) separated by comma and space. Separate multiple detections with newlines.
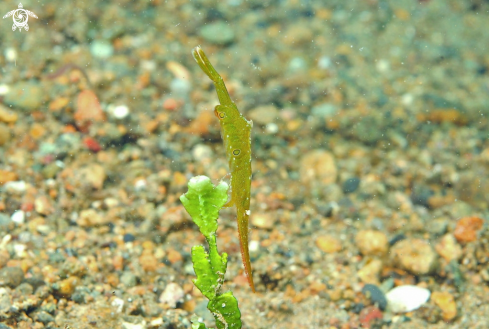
180, 176, 242, 329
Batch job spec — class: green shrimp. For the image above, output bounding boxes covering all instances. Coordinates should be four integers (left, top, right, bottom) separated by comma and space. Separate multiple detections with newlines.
192, 46, 255, 292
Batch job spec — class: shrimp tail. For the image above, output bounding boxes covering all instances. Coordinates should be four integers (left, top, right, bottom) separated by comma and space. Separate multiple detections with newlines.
237, 207, 255, 292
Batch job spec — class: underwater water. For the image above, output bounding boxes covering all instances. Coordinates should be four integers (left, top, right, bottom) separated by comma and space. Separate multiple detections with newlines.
0, 0, 488, 328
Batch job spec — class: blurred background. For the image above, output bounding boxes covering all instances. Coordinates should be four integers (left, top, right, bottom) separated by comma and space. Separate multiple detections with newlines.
0, 0, 488, 328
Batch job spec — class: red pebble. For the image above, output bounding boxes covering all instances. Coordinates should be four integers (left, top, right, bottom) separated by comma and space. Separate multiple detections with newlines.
359, 306, 383, 328
21, 202, 34, 212
83, 137, 102, 152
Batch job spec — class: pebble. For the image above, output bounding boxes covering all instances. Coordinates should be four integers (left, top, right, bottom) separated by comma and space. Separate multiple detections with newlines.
0, 172, 17, 187
54, 276, 79, 297
0, 85, 9, 96
386, 285, 430, 313
426, 218, 449, 236
35, 195, 54, 215
362, 284, 387, 310
287, 57, 308, 73
318, 56, 332, 69
431, 291, 457, 321
192, 144, 213, 162
0, 124, 9, 146
0, 288, 11, 312
4, 47, 17, 62
0, 267, 24, 288
90, 40, 114, 59
453, 216, 484, 243
170, 78, 191, 96
120, 271, 137, 288
390, 238, 437, 275
300, 149, 337, 185
35, 311, 55, 324
121, 321, 146, 329
248, 105, 279, 126
3, 180, 26, 193
77, 209, 105, 227
311, 103, 338, 119
75, 90, 105, 127
357, 259, 383, 284
342, 177, 360, 194
76, 164, 106, 190
167, 61, 191, 81
251, 212, 274, 229
159, 282, 184, 308
3, 81, 43, 111
112, 297, 124, 313
110, 105, 130, 119
265, 123, 279, 134
200, 21, 235, 45
10, 210, 25, 224
315, 235, 342, 253
435, 234, 462, 262
163, 98, 179, 111
123, 233, 136, 243
139, 249, 158, 272
355, 230, 389, 257
359, 306, 383, 328
0, 106, 18, 123
0, 250, 9, 269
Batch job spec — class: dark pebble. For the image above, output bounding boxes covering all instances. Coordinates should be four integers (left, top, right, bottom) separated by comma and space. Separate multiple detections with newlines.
362, 284, 387, 311
48, 251, 66, 263
351, 302, 365, 314
343, 177, 360, 194
72, 286, 90, 304
123, 233, 136, 243
389, 234, 407, 246
410, 184, 434, 208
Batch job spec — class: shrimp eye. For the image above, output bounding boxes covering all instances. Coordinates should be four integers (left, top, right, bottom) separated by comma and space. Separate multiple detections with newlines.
218, 112, 226, 119
233, 149, 241, 156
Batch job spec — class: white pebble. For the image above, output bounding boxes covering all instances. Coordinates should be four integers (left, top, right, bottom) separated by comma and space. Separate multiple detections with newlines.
134, 178, 147, 191
318, 56, 332, 69
376, 59, 390, 73
90, 40, 114, 59
11, 210, 25, 224
249, 240, 259, 252
266, 123, 279, 134
401, 93, 414, 106
159, 282, 184, 308
112, 105, 130, 119
0, 84, 9, 95
4, 47, 17, 62
111, 297, 124, 313
386, 285, 430, 313
4, 181, 26, 193
140, 60, 157, 71
13, 243, 27, 257
192, 144, 213, 162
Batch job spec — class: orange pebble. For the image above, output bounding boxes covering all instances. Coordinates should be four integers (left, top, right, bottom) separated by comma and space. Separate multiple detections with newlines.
113, 255, 124, 271
166, 249, 183, 264
75, 90, 105, 127
163, 98, 179, 111
454, 216, 484, 243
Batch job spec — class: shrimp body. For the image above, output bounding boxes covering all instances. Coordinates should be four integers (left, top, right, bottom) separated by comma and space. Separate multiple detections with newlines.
192, 47, 256, 292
